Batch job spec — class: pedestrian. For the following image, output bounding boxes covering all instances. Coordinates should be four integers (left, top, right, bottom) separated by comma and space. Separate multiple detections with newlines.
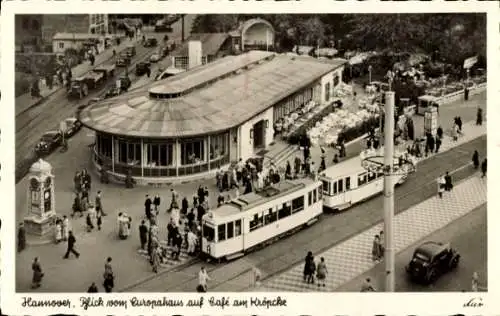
96, 213, 102, 231
95, 191, 107, 216
54, 219, 62, 243
320, 156, 326, 172
63, 231, 80, 259
74, 171, 81, 193
172, 232, 183, 260
167, 219, 175, 246
360, 278, 376, 292
171, 206, 180, 227
153, 194, 161, 214
144, 194, 152, 220
197, 267, 211, 292
87, 282, 99, 293
444, 171, 453, 191
72, 193, 83, 217
181, 196, 189, 215
379, 230, 385, 258
478, 158, 487, 179
316, 257, 328, 287
139, 220, 148, 250
103, 257, 114, 292
457, 116, 463, 133
303, 251, 314, 282
436, 126, 443, 140
372, 235, 382, 261
18, 222, 26, 252
186, 229, 197, 255
31, 257, 44, 289
307, 257, 316, 284
451, 124, 458, 141
437, 175, 446, 198
86, 212, 94, 232
151, 245, 160, 273
62, 215, 70, 241
435, 136, 442, 153
472, 150, 479, 169
476, 107, 483, 126
169, 188, 179, 211
217, 193, 224, 207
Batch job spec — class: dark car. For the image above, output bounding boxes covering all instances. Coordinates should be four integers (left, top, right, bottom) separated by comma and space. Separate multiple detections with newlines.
135, 61, 151, 76
63, 118, 83, 138
105, 76, 131, 98
144, 38, 158, 47
406, 241, 460, 284
116, 54, 131, 67
154, 23, 173, 32
124, 45, 136, 57
35, 131, 63, 155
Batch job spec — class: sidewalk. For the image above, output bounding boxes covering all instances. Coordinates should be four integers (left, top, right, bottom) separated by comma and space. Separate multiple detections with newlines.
259, 175, 486, 292
15, 34, 137, 117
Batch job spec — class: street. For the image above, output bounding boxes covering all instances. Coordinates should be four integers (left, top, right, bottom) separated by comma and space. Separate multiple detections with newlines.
337, 204, 487, 292
15, 91, 486, 292
15, 15, 197, 180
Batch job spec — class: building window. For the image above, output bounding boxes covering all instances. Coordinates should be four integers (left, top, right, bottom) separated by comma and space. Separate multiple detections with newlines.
145, 143, 173, 167
209, 132, 229, 160
97, 134, 112, 158
325, 82, 331, 102
181, 139, 205, 165
58, 42, 64, 49
117, 139, 141, 165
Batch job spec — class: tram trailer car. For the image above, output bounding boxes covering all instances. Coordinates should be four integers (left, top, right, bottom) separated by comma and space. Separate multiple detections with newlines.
320, 150, 409, 212
201, 178, 323, 261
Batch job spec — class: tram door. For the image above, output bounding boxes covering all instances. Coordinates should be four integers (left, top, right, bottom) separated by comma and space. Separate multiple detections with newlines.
333, 176, 351, 207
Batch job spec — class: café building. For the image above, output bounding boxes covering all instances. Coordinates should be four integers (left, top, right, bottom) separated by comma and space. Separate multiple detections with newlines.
78, 50, 346, 184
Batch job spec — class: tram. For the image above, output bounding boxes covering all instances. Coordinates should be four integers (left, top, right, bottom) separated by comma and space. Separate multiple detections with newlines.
320, 147, 410, 212
200, 178, 323, 261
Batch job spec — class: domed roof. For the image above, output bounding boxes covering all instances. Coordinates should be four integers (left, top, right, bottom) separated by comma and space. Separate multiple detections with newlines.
30, 159, 52, 174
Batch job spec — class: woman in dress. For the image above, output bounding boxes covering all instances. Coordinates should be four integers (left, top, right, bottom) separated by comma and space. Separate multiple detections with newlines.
54, 219, 62, 243
437, 175, 446, 198
316, 257, 328, 287
31, 257, 44, 289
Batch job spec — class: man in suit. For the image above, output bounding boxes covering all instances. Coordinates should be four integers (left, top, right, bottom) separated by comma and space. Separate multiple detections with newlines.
63, 231, 80, 259
95, 190, 107, 216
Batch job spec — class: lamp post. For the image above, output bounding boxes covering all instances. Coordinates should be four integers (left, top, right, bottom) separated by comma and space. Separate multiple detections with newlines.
368, 65, 372, 85
383, 91, 396, 292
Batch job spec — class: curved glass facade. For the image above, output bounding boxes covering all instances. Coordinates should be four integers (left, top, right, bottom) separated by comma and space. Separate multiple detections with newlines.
94, 131, 230, 179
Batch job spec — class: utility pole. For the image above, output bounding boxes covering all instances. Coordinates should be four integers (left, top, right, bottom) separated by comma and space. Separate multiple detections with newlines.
383, 91, 396, 292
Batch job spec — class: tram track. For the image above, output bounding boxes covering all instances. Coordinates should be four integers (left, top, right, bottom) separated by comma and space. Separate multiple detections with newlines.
123, 136, 486, 292
15, 38, 163, 182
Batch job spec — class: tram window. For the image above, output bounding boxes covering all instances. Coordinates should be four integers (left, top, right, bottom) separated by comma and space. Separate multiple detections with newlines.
322, 180, 330, 195
265, 208, 277, 224
358, 173, 367, 186
218, 224, 226, 241
249, 213, 263, 232
338, 179, 344, 193
345, 177, 351, 191
278, 203, 291, 219
333, 182, 337, 194
227, 222, 234, 239
203, 225, 215, 242
235, 219, 242, 236
313, 189, 317, 203
308, 192, 312, 205
368, 172, 376, 182
292, 196, 304, 213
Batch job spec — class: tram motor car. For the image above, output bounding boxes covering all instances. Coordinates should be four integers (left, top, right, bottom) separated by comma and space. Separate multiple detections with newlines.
200, 178, 323, 261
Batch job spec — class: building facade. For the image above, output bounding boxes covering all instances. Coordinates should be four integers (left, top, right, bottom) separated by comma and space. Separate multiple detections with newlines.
79, 51, 346, 184
15, 14, 108, 53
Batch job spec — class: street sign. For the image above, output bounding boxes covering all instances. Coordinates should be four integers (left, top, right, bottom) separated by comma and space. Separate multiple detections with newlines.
463, 56, 478, 69
59, 121, 67, 132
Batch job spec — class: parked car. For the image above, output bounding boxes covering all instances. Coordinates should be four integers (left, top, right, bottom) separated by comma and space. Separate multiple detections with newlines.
116, 53, 131, 67
144, 38, 158, 47
35, 131, 63, 155
154, 21, 173, 32
124, 45, 136, 57
105, 76, 132, 98
135, 61, 151, 76
63, 118, 83, 138
406, 241, 460, 284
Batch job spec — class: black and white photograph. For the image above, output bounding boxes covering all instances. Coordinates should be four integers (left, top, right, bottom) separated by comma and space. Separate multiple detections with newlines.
12, 12, 488, 297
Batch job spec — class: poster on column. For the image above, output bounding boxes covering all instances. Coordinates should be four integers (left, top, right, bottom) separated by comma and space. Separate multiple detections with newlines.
0, 0, 496, 315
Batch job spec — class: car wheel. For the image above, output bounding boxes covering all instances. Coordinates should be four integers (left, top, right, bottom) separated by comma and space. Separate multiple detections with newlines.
427, 269, 437, 284
450, 256, 459, 269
